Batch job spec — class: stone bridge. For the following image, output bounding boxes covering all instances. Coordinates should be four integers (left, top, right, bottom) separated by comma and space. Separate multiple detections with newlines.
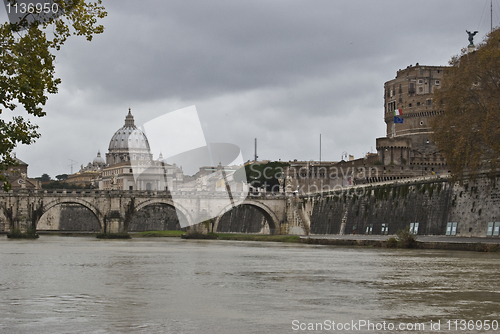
0, 189, 309, 234
5, 174, 492, 237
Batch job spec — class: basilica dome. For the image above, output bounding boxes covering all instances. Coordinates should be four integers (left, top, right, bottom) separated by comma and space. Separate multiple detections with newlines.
106, 109, 153, 166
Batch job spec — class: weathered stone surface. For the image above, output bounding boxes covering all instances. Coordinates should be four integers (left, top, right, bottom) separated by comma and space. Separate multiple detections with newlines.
37, 204, 100, 231
128, 204, 182, 231
307, 175, 500, 237
217, 205, 268, 233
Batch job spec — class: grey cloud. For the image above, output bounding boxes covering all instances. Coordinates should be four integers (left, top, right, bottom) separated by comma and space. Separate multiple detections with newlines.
10, 0, 492, 177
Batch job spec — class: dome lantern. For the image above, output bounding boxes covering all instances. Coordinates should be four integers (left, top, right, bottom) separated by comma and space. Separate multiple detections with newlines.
124, 108, 135, 127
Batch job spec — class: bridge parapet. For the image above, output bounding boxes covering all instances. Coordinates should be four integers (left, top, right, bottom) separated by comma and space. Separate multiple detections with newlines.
1, 188, 292, 199
298, 174, 450, 199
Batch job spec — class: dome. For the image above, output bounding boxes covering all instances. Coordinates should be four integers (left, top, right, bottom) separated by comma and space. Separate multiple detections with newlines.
106, 109, 153, 166
157, 152, 166, 163
108, 109, 150, 151
93, 151, 105, 165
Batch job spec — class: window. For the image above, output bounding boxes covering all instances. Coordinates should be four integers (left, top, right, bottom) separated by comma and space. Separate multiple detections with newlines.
418, 79, 423, 84
387, 101, 396, 114
435, 80, 440, 85
417, 102, 421, 106
129, 186, 133, 190
409, 223, 419, 235
381, 223, 389, 235
446, 222, 458, 236
420, 121, 424, 125
409, 83, 415, 93
427, 99, 432, 106
487, 222, 500, 236
487, 222, 493, 236
409, 103, 412, 108
419, 87, 423, 93
366, 224, 373, 235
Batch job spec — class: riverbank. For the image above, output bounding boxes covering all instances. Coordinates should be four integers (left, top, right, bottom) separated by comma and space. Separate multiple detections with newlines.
214, 233, 301, 243
300, 237, 500, 252
134, 231, 500, 252
134, 231, 301, 242
146, 231, 500, 252
133, 230, 186, 237
3, 231, 500, 252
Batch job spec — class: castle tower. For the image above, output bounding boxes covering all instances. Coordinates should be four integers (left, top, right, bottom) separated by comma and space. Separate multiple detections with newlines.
376, 64, 448, 167
383, 63, 445, 140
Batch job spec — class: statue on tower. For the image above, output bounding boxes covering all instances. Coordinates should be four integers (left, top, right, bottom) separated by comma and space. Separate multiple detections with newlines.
466, 30, 479, 46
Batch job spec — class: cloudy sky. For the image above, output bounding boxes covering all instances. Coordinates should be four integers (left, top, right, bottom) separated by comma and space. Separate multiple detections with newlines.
2, 0, 498, 178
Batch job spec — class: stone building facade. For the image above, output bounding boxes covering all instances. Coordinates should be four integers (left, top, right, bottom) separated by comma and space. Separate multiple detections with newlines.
376, 63, 449, 174
66, 151, 105, 187
1, 156, 39, 189
285, 154, 379, 193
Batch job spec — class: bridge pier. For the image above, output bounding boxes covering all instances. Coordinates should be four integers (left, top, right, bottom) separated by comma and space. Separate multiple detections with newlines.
185, 222, 210, 235
10, 216, 32, 233
1, 190, 37, 233
104, 213, 126, 233
104, 195, 136, 234
281, 197, 311, 235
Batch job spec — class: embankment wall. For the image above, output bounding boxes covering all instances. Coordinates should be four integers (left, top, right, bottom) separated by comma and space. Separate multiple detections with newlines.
306, 175, 500, 237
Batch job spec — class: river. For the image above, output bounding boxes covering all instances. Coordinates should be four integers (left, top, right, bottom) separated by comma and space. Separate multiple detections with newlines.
1, 236, 500, 333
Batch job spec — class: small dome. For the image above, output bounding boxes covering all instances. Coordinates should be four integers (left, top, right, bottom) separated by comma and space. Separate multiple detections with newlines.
157, 152, 166, 162
93, 151, 105, 165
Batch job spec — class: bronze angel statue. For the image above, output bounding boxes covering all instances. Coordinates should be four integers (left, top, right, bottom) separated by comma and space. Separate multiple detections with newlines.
466, 30, 478, 45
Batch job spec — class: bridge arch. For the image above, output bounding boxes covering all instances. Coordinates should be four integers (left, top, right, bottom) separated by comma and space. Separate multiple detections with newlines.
39, 198, 104, 230
214, 201, 281, 234
133, 198, 193, 228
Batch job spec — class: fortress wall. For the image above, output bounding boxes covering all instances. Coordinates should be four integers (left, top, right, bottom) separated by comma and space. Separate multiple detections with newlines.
307, 175, 500, 237
448, 176, 500, 237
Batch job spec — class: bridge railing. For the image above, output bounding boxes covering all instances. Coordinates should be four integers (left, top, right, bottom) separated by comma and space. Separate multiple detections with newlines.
0, 188, 290, 200
298, 174, 451, 199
